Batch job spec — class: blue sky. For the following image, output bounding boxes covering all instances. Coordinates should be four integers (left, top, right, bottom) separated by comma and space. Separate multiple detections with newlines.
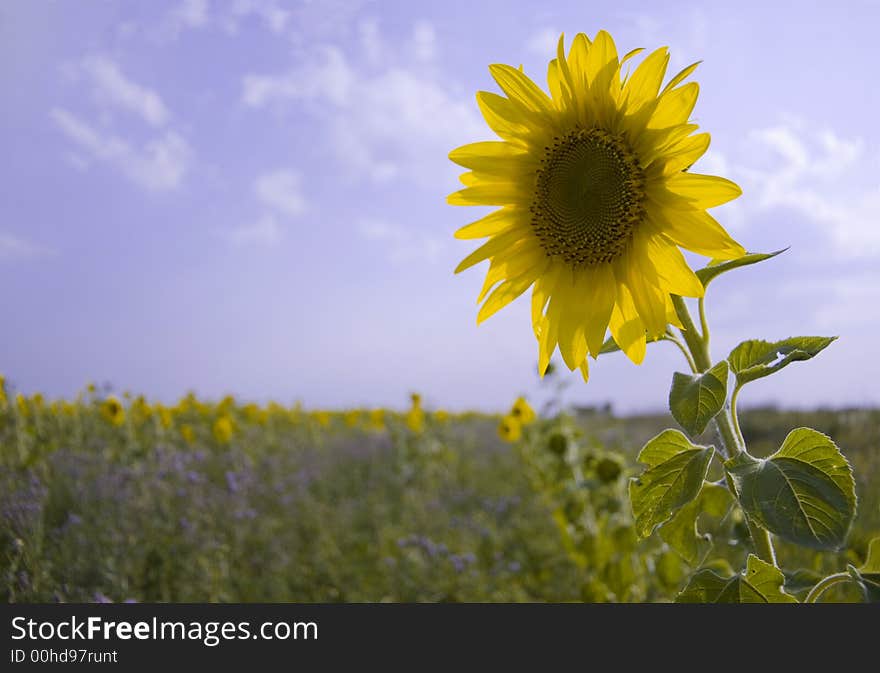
2, 0, 880, 413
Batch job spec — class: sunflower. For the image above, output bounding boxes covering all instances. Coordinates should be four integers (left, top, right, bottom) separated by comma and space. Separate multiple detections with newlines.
497, 415, 523, 442
212, 415, 234, 444
509, 396, 536, 425
100, 396, 126, 427
449, 31, 744, 380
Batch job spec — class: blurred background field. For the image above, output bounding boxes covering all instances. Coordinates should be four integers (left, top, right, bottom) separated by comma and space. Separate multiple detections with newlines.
2, 377, 877, 603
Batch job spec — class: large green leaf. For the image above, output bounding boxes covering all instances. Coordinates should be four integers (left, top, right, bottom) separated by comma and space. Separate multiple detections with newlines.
676, 554, 798, 603
848, 537, 880, 602
629, 430, 714, 538
727, 336, 837, 386
695, 249, 787, 288
725, 428, 856, 550
668, 361, 728, 436
659, 482, 733, 565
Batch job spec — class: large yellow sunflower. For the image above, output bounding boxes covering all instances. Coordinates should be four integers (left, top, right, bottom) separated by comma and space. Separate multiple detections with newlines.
448, 31, 745, 381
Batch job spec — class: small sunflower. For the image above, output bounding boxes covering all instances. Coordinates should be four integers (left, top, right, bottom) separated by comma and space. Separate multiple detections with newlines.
449, 31, 745, 379
498, 415, 523, 442
180, 423, 196, 445
509, 396, 536, 424
212, 416, 234, 444
100, 396, 126, 427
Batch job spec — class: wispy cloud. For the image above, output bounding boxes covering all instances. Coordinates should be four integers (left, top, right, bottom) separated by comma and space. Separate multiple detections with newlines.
357, 218, 445, 264
222, 213, 283, 246
253, 169, 307, 217
525, 27, 560, 57
50, 108, 192, 191
241, 21, 484, 185
171, 0, 210, 31
224, 0, 290, 35
738, 120, 880, 257
163, 0, 291, 37
0, 233, 56, 261
80, 55, 169, 127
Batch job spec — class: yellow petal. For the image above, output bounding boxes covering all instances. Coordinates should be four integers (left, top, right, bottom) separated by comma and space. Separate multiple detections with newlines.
449, 141, 529, 170
649, 208, 745, 260
624, 47, 669, 111
662, 60, 701, 94
637, 228, 704, 298
656, 132, 710, 176
477, 242, 541, 302
476, 91, 530, 140
567, 33, 591, 90
447, 182, 529, 207
580, 263, 616, 358
578, 359, 590, 383
536, 314, 558, 376
458, 171, 479, 186
556, 34, 578, 106
477, 266, 543, 324
531, 264, 562, 331
554, 275, 588, 370
618, 253, 667, 338
585, 30, 619, 96
488, 63, 554, 114
546, 58, 564, 105
454, 227, 528, 273
663, 173, 742, 208
648, 82, 699, 129
609, 282, 647, 365
454, 207, 524, 240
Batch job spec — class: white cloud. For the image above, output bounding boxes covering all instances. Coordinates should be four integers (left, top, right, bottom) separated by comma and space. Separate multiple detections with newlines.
50, 108, 192, 191
411, 21, 436, 62
241, 31, 484, 185
81, 55, 169, 127
0, 233, 56, 261
253, 170, 307, 217
170, 0, 210, 32
223, 0, 291, 35
223, 214, 283, 246
738, 120, 880, 257
526, 27, 560, 57
162, 0, 291, 38
359, 19, 385, 67
357, 218, 445, 264
242, 46, 353, 108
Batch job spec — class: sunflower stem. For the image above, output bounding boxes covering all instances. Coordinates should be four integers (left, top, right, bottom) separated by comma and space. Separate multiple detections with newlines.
804, 572, 853, 604
670, 294, 778, 567
663, 329, 697, 373
698, 297, 711, 349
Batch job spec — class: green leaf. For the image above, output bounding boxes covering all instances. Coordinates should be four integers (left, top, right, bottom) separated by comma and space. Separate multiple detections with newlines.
629, 430, 715, 539
725, 427, 856, 550
668, 361, 728, 436
849, 538, 880, 602
728, 336, 837, 387
695, 249, 787, 288
659, 482, 733, 565
676, 554, 798, 603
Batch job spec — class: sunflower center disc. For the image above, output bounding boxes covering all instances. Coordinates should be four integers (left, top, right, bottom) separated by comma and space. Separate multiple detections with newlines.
531, 128, 645, 266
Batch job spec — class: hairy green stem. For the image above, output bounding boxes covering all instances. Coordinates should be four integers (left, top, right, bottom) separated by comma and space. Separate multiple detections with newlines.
670, 294, 778, 567
729, 385, 746, 449
804, 572, 852, 603
698, 297, 711, 349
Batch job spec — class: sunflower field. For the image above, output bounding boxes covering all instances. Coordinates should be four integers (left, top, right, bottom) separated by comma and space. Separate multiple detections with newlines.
1, 374, 877, 603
